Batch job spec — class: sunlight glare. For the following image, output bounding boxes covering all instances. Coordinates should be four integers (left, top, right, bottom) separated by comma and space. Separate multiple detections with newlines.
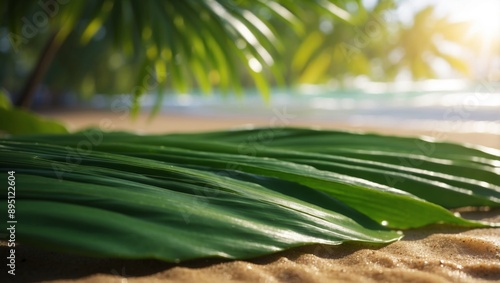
248, 58, 263, 73
455, 0, 500, 40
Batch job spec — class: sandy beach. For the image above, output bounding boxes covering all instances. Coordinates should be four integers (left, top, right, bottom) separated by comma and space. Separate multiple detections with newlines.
40, 110, 500, 148
2, 110, 499, 283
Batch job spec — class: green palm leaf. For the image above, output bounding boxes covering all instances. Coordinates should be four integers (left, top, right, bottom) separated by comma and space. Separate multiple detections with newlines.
2, 142, 399, 261
1, 128, 498, 262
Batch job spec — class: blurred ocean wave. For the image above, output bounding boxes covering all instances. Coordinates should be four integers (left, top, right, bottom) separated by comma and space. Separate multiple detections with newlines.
91, 80, 500, 134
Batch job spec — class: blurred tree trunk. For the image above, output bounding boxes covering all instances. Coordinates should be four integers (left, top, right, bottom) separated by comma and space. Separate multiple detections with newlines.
16, 31, 62, 109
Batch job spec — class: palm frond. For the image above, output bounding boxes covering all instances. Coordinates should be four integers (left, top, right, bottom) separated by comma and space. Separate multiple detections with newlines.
1, 128, 498, 262
1, 0, 353, 109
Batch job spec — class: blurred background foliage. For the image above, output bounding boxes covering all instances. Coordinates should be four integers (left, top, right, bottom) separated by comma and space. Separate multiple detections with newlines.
0, 0, 498, 112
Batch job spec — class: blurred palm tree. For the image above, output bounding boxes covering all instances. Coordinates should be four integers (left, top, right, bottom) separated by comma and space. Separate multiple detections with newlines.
387, 6, 471, 80
1, 0, 356, 112
0, 0, 484, 116
290, 3, 474, 84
